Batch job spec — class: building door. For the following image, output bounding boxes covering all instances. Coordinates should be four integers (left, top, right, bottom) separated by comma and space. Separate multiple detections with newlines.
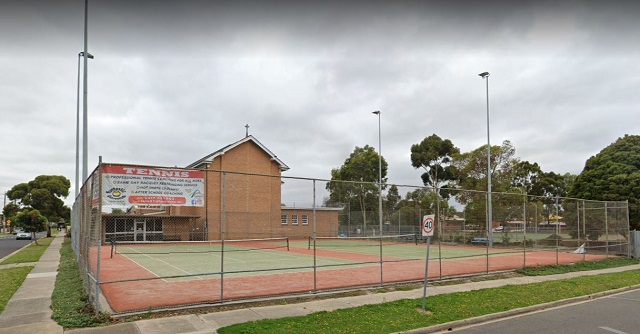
134, 221, 146, 241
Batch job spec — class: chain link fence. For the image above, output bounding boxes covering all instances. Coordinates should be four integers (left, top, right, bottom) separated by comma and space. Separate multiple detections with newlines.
71, 162, 630, 315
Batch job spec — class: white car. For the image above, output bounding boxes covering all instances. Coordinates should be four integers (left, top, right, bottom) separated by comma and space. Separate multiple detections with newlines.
16, 231, 32, 240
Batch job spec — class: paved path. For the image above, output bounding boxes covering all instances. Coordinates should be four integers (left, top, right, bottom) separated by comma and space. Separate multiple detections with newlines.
1, 232, 639, 334
0, 233, 64, 334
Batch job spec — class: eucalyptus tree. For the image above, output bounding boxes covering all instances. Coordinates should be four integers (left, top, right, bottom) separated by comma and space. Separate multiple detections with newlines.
326, 145, 388, 234
410, 134, 459, 197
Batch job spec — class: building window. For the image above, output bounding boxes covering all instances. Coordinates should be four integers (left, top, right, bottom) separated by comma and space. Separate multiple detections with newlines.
292, 214, 298, 225
281, 214, 288, 225
302, 214, 309, 225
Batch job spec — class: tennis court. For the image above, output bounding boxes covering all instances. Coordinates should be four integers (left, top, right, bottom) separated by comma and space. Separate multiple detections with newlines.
112, 237, 367, 281
96, 235, 608, 313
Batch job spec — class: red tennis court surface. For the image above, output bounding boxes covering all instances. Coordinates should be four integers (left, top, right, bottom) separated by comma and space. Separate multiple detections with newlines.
95, 244, 607, 313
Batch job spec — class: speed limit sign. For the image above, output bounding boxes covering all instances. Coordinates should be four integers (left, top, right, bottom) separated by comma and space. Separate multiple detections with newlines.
422, 215, 435, 237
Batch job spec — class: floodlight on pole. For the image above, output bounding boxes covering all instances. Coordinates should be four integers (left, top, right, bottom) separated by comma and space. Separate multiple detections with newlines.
76, 52, 93, 198
478, 71, 493, 247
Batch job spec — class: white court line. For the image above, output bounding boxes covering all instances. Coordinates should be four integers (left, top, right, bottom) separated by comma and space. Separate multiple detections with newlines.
119, 248, 161, 279
123, 247, 210, 281
600, 326, 628, 334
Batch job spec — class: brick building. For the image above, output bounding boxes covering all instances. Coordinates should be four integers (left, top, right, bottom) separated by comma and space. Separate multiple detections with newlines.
109, 135, 340, 242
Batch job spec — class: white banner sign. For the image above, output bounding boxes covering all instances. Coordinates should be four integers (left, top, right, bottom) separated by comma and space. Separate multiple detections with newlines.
102, 165, 205, 207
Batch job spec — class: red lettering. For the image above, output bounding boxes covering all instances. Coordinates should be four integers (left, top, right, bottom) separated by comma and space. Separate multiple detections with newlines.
107, 165, 198, 178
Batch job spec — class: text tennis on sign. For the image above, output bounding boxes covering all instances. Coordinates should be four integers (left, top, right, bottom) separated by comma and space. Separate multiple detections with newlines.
101, 164, 205, 207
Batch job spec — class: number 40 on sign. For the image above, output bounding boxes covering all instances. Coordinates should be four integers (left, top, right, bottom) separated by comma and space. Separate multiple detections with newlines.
422, 215, 435, 237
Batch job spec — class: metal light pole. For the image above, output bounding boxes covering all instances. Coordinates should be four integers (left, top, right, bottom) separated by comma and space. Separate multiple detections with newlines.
372, 111, 383, 236
479, 71, 493, 247
372, 110, 383, 285
82, 0, 90, 184
76, 52, 93, 198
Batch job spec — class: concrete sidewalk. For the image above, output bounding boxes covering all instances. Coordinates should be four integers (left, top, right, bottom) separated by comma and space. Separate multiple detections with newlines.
0, 232, 65, 334
2, 233, 639, 334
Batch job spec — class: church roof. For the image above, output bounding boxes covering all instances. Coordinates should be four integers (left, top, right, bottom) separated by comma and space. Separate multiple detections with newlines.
186, 135, 290, 171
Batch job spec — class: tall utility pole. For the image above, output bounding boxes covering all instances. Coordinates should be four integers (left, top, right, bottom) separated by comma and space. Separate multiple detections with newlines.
82, 0, 90, 183
76, 52, 93, 197
479, 71, 493, 247
372, 110, 383, 237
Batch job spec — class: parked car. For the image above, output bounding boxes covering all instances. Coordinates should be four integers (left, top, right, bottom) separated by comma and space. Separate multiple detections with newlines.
16, 231, 32, 240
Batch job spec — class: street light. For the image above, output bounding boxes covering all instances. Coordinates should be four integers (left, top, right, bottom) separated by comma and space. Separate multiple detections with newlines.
82, 0, 90, 185
76, 52, 93, 198
372, 110, 384, 285
478, 71, 493, 247
372, 111, 382, 237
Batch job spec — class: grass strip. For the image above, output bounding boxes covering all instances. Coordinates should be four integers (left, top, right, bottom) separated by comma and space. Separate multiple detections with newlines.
516, 257, 638, 276
51, 238, 110, 328
0, 266, 33, 314
218, 270, 640, 334
0, 237, 54, 264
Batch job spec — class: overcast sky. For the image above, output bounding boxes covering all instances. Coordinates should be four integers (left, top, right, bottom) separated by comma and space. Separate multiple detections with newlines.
1, 0, 639, 206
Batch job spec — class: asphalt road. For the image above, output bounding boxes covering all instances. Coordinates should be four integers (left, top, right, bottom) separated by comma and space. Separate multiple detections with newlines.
452, 288, 640, 334
0, 232, 47, 259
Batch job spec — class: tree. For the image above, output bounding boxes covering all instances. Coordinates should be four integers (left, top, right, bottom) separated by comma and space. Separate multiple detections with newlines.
569, 134, 640, 230
384, 184, 401, 213
511, 161, 543, 194
399, 187, 451, 238
15, 209, 47, 245
453, 140, 517, 202
6, 175, 71, 237
326, 145, 388, 234
410, 134, 460, 196
452, 140, 520, 230
2, 202, 21, 232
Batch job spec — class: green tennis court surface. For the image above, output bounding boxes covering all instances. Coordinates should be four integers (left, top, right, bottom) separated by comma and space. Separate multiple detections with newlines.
293, 236, 514, 259
114, 236, 527, 282
117, 243, 367, 281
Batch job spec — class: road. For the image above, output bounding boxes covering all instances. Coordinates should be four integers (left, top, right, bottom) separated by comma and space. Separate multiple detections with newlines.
0, 232, 47, 259
452, 288, 640, 334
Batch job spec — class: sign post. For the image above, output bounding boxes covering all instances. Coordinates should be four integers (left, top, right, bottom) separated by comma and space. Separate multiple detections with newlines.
421, 214, 435, 311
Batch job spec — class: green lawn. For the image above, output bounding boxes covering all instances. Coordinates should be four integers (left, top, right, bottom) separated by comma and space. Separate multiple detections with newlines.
0, 266, 33, 314
517, 257, 638, 275
218, 269, 640, 334
1, 236, 54, 264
